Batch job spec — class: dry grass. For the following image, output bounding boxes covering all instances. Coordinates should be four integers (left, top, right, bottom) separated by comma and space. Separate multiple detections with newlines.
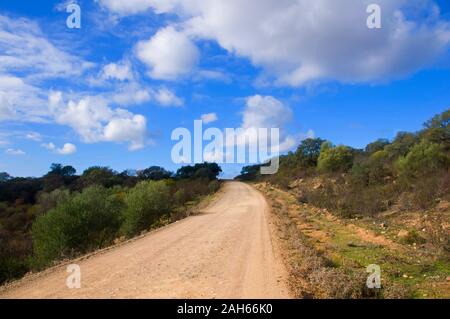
257, 182, 449, 299
263, 184, 368, 298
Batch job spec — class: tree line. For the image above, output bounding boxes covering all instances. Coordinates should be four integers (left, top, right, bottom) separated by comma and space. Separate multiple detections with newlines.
238, 109, 450, 217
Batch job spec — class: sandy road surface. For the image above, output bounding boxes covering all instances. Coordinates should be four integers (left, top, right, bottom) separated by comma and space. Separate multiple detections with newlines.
0, 182, 290, 299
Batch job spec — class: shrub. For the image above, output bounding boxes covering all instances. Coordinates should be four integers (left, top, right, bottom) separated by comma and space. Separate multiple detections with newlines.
31, 186, 124, 268
408, 170, 449, 209
317, 144, 354, 173
121, 180, 172, 237
350, 151, 392, 187
365, 139, 390, 155
385, 132, 419, 159
35, 188, 70, 215
399, 229, 426, 245
208, 180, 221, 193
396, 141, 448, 181
174, 189, 188, 206
0, 256, 28, 284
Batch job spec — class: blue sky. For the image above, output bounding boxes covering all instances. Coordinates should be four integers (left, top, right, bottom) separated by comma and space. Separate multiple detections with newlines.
0, 0, 449, 178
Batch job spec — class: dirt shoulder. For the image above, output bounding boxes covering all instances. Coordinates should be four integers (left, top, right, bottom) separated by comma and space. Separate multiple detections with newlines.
254, 182, 450, 299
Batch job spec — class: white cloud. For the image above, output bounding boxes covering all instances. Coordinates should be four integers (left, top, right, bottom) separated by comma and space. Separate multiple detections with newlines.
97, 0, 163, 15
242, 95, 292, 130
0, 14, 93, 123
223, 95, 299, 157
103, 115, 147, 150
154, 88, 184, 107
25, 132, 42, 141
41, 142, 77, 154
237, 95, 296, 153
201, 112, 218, 124
101, 62, 134, 81
5, 148, 25, 155
136, 26, 199, 80
104, 0, 450, 86
0, 76, 48, 122
41, 142, 56, 151
56, 143, 77, 155
49, 91, 148, 151
111, 83, 152, 106
0, 15, 93, 80
55, 1, 78, 12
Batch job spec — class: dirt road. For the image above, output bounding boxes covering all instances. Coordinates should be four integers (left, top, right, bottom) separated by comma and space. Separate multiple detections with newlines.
0, 182, 290, 299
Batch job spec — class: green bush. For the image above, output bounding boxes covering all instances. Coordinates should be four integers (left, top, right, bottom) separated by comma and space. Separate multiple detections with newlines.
0, 257, 28, 284
121, 180, 172, 237
317, 144, 354, 173
208, 180, 221, 193
31, 186, 124, 268
353, 150, 393, 186
35, 188, 70, 215
385, 132, 419, 159
396, 141, 448, 181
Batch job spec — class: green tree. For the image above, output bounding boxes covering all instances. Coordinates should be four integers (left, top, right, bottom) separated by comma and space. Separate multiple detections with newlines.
79, 166, 119, 188
396, 141, 449, 181
317, 144, 354, 173
137, 166, 172, 180
0, 172, 11, 182
365, 139, 390, 155
421, 109, 450, 148
351, 150, 392, 187
385, 132, 418, 159
48, 163, 76, 177
295, 138, 326, 167
176, 163, 222, 180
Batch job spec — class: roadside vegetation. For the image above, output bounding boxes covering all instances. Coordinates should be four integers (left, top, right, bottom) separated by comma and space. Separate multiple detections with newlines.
238, 109, 450, 298
0, 163, 222, 284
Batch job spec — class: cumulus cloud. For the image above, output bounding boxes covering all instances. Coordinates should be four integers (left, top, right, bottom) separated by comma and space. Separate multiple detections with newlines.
101, 61, 134, 81
154, 88, 184, 107
49, 91, 148, 151
103, 115, 147, 150
237, 95, 296, 153
242, 95, 292, 130
41, 142, 77, 154
110, 83, 152, 106
101, 0, 450, 86
56, 143, 77, 155
201, 112, 218, 124
136, 26, 199, 80
5, 148, 25, 155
